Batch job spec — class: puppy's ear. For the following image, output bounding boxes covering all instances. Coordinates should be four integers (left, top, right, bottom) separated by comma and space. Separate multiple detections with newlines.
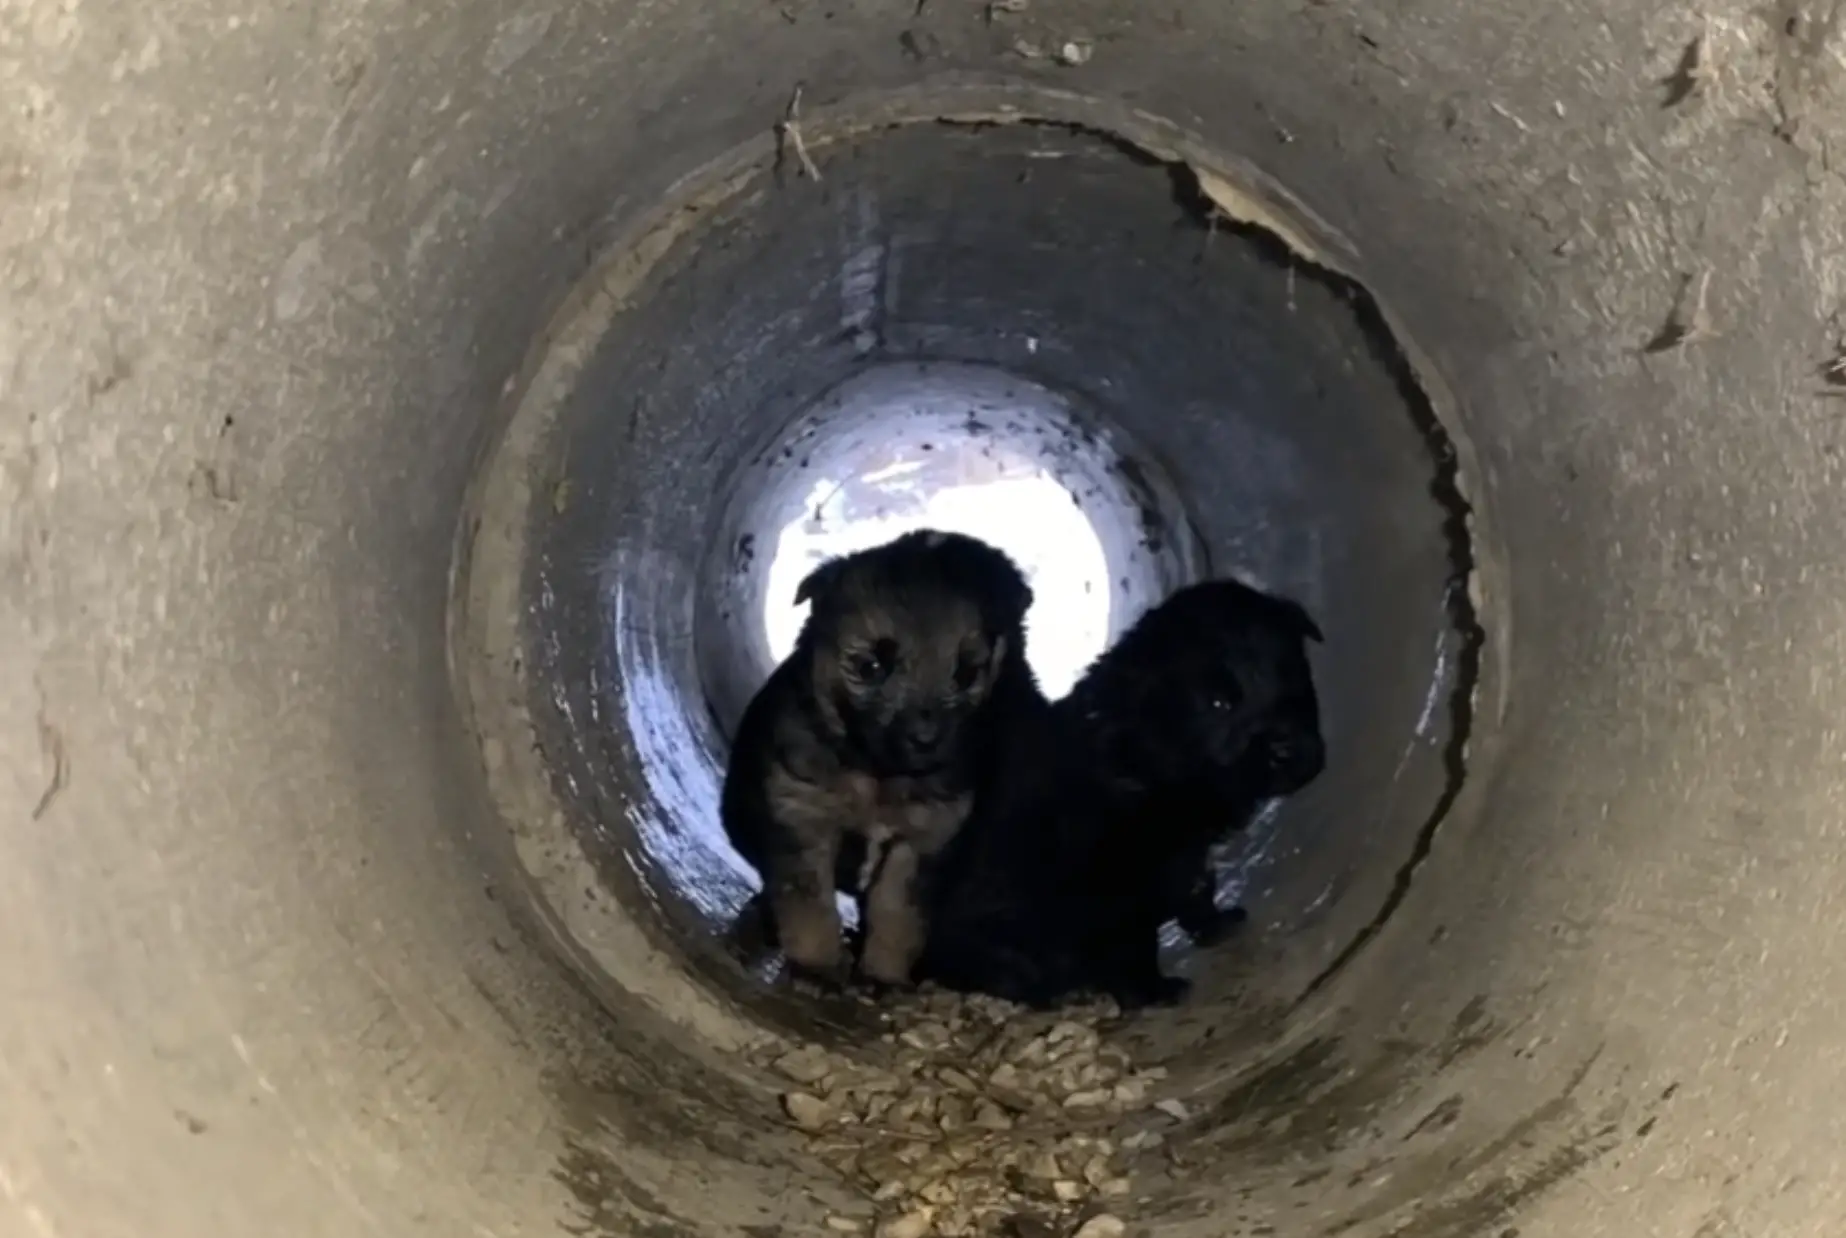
795, 557, 847, 607
1276, 597, 1324, 644
981, 553, 1034, 626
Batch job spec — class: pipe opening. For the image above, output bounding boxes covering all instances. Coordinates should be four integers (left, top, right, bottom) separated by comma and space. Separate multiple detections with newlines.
42, 4, 1834, 1235
461, 98, 1486, 1126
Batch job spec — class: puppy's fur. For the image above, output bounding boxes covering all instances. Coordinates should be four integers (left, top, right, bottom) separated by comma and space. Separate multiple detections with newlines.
722, 529, 1041, 988
918, 577, 1327, 1009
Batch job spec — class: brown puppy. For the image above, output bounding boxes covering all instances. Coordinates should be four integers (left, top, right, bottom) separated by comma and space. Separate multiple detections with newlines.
721, 529, 1039, 988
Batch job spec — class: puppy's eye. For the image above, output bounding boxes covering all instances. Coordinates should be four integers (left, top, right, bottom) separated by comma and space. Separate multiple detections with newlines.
849, 640, 898, 684
953, 652, 988, 691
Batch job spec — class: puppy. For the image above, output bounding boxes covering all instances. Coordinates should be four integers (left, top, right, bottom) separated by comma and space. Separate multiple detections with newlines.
721, 529, 1040, 988
918, 576, 1326, 1010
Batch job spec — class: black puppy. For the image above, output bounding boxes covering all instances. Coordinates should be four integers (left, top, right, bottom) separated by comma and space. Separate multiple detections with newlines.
918, 576, 1326, 1009
721, 529, 1041, 988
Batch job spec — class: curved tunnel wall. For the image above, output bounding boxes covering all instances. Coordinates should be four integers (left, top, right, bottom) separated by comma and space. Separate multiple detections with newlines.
494, 114, 1461, 1007
7, 2, 1846, 1237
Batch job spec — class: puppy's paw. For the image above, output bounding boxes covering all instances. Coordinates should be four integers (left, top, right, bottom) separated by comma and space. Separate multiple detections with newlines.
850, 933, 905, 995
785, 957, 852, 993
1180, 903, 1249, 947
858, 856, 924, 990
855, 947, 920, 992
778, 904, 847, 987
851, 973, 912, 1001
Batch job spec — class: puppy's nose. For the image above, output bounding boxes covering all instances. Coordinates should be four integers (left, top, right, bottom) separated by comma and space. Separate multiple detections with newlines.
905, 707, 945, 752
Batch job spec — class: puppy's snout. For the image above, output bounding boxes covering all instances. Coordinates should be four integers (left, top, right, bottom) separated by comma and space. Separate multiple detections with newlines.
900, 707, 948, 759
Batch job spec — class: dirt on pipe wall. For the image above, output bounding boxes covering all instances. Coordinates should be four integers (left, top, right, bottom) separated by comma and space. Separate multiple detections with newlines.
5, 2, 1846, 1237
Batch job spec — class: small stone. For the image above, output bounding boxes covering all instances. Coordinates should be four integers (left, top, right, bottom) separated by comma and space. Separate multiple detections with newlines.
813, 1143, 855, 1171
1082, 1157, 1114, 1187
827, 1218, 867, 1234
938, 1067, 980, 1093
1022, 1150, 1062, 1181
919, 1182, 957, 1207
988, 1085, 1037, 1113
1153, 1098, 1190, 1122
938, 1143, 977, 1171
774, 1048, 833, 1085
973, 1100, 1015, 1131
1004, 1214, 1059, 1238
1051, 1180, 1085, 1203
1056, 39, 1094, 66
1100, 1178, 1132, 1198
1063, 1089, 1111, 1110
1120, 1129, 1164, 1152
878, 1209, 934, 1238
1111, 1079, 1147, 1105
1072, 1215, 1126, 1238
921, 1150, 962, 1180
783, 1091, 834, 1130
862, 1152, 907, 1182
1018, 1177, 1064, 1204
901, 1024, 952, 1052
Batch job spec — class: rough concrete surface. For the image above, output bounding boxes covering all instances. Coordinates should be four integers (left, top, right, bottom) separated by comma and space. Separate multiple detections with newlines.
6, 0, 1846, 1236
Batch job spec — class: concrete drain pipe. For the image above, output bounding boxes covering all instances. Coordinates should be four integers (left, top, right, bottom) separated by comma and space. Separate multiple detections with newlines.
6, 1, 1845, 1235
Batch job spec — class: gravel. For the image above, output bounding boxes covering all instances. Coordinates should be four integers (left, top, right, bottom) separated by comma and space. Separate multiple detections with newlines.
1072, 1215, 1126, 1238
748, 988, 1183, 1237
782, 1091, 836, 1130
